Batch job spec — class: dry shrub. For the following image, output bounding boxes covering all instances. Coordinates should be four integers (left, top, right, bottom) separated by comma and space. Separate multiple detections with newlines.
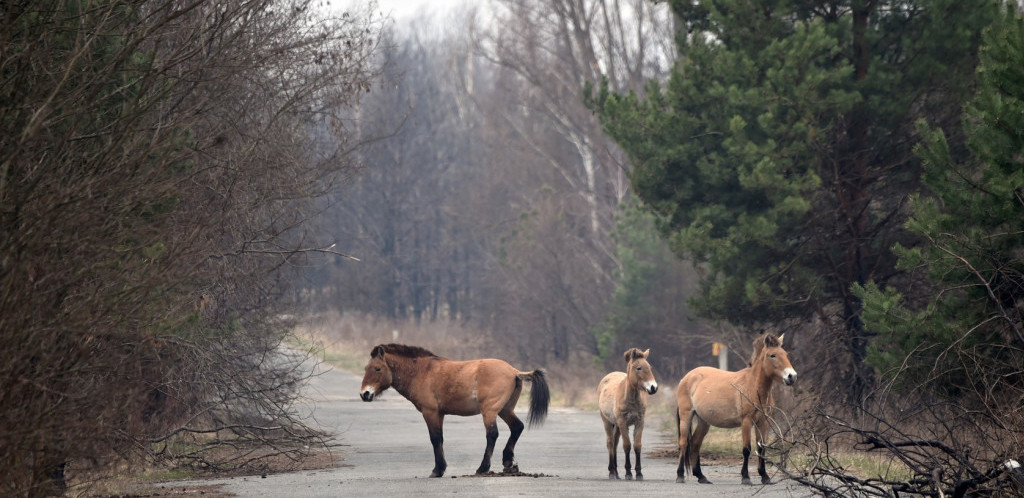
0, 1, 382, 495
774, 381, 1024, 497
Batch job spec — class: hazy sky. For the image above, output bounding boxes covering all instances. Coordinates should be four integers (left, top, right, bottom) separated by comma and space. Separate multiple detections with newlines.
346, 0, 474, 23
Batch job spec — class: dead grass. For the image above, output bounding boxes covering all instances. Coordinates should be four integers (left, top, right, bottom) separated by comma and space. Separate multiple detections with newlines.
644, 423, 915, 485
67, 444, 342, 497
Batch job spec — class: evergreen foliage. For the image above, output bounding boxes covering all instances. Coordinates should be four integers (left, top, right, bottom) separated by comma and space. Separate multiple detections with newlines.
594, 201, 708, 378
589, 0, 997, 403
857, 4, 1024, 399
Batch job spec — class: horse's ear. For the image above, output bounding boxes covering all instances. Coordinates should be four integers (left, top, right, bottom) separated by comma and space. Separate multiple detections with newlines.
623, 349, 634, 364
778, 333, 785, 345
372, 345, 386, 358
642, 349, 650, 358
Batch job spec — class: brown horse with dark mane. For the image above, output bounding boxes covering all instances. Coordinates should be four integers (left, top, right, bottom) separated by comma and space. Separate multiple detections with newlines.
359, 343, 550, 478
675, 333, 797, 485
598, 348, 658, 481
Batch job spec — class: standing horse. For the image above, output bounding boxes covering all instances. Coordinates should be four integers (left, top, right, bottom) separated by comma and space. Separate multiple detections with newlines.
597, 348, 658, 481
675, 333, 797, 485
359, 343, 550, 478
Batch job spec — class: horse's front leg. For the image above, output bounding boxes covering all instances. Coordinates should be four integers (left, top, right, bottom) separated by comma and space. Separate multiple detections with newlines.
633, 419, 645, 481
476, 412, 499, 474
423, 411, 447, 478
740, 417, 753, 485
756, 418, 771, 484
618, 417, 634, 480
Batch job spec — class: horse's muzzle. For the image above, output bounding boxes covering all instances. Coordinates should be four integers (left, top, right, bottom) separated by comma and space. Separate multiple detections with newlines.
360, 390, 375, 402
782, 368, 797, 386
645, 382, 658, 395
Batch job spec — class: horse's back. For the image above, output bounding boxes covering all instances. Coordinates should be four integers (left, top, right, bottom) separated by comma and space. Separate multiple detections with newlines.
677, 366, 747, 428
433, 358, 521, 415
599, 371, 626, 389
597, 371, 626, 416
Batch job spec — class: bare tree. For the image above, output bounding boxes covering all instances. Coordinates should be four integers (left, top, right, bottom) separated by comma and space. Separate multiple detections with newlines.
0, 1, 381, 494
464, 0, 677, 361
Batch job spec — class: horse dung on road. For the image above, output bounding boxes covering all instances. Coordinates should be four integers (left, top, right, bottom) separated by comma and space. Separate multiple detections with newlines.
597, 347, 658, 481
675, 333, 797, 485
359, 343, 550, 478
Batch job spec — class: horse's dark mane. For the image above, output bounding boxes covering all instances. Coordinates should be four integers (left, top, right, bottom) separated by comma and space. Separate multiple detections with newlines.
372, 343, 440, 359
749, 333, 782, 365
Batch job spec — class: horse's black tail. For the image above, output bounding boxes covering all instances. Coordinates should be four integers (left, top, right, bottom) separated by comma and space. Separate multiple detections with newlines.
524, 369, 549, 428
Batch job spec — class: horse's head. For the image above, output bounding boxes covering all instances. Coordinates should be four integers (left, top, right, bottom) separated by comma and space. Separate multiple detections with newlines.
360, 345, 393, 402
624, 348, 658, 395
758, 333, 797, 386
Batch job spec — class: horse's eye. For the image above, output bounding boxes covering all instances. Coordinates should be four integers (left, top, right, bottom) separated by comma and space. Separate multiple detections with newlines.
769, 354, 777, 359
375, 367, 381, 372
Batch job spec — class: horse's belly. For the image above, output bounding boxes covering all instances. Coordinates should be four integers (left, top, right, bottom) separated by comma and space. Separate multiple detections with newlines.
446, 405, 481, 417
440, 391, 482, 417
694, 405, 742, 428
691, 390, 743, 428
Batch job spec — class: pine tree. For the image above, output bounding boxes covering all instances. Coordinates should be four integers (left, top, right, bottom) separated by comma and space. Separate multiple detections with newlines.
857, 4, 1024, 403
590, 0, 997, 404
594, 200, 710, 379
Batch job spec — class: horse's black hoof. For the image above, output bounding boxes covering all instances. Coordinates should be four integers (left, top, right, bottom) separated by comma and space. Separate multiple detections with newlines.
676, 476, 686, 483
430, 469, 445, 478
636, 474, 644, 481
761, 478, 774, 485
698, 477, 712, 484
609, 473, 619, 480
742, 478, 753, 485
625, 474, 633, 481
502, 464, 519, 473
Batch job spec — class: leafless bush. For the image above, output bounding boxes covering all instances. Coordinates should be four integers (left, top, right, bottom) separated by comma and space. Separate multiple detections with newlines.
0, 1, 381, 495
776, 351, 1024, 498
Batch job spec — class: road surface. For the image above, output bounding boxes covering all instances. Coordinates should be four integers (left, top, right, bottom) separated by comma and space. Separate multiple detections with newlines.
162, 365, 815, 497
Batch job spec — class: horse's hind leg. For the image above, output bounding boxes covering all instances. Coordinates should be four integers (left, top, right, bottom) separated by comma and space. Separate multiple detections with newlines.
498, 408, 524, 473
676, 408, 692, 483
602, 417, 621, 479
477, 411, 500, 474
690, 417, 712, 484
756, 417, 771, 484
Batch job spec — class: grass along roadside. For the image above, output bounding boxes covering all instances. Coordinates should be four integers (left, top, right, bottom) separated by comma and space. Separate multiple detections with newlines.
645, 422, 914, 485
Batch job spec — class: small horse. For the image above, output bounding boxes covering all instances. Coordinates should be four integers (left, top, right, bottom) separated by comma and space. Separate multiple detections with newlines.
359, 343, 550, 478
597, 348, 658, 480
675, 333, 797, 485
